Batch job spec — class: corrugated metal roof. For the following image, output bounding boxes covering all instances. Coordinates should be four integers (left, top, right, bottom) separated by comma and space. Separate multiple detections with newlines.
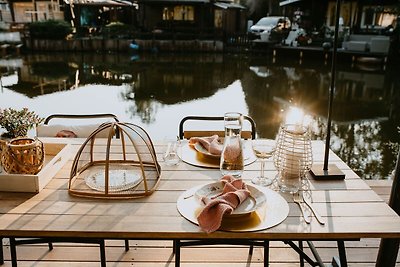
65, 0, 133, 6
140, 0, 209, 3
279, 0, 301, 6
214, 2, 245, 9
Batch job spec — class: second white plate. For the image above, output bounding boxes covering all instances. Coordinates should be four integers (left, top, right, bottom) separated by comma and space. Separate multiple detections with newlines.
194, 142, 221, 159
85, 169, 142, 192
195, 181, 267, 216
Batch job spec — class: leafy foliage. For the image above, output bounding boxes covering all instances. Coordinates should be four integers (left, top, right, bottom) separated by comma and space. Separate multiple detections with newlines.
0, 108, 44, 138
102, 22, 134, 39
29, 20, 73, 40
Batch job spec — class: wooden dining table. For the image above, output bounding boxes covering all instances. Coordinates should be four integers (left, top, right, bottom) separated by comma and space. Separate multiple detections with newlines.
1, 137, 400, 267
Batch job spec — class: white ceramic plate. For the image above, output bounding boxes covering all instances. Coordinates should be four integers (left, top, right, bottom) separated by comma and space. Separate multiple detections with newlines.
180, 140, 257, 169
193, 142, 221, 159
177, 183, 289, 232
194, 181, 267, 216
85, 169, 142, 192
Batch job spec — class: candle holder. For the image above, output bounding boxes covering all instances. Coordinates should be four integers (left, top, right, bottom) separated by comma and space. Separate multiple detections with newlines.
1, 137, 44, 175
274, 124, 312, 193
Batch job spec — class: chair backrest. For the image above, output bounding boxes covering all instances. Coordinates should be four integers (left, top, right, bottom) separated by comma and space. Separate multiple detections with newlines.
179, 115, 256, 140
37, 113, 120, 138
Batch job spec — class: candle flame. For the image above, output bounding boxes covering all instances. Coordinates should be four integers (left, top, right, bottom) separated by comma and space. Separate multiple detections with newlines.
285, 107, 304, 126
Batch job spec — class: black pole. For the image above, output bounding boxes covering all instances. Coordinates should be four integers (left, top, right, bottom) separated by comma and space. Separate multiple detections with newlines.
323, 0, 341, 171
376, 149, 400, 266
309, 0, 344, 180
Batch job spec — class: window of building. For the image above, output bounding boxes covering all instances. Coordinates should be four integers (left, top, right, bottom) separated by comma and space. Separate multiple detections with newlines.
162, 6, 194, 21
214, 9, 222, 28
361, 6, 396, 29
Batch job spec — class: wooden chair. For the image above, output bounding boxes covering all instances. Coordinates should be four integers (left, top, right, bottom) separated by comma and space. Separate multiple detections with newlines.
176, 115, 327, 267
36, 113, 120, 138
9, 113, 125, 267
178, 115, 256, 140
176, 115, 266, 266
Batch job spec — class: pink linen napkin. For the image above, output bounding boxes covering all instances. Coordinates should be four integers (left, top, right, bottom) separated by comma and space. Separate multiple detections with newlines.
189, 135, 222, 156
197, 175, 250, 233
56, 130, 77, 138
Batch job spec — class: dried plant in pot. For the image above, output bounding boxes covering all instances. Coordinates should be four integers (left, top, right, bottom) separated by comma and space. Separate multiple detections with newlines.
68, 122, 161, 199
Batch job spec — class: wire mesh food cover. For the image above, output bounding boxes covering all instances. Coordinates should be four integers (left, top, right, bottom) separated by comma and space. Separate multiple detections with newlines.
273, 124, 313, 180
68, 122, 161, 199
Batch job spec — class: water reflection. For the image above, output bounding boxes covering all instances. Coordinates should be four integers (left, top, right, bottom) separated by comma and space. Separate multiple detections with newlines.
0, 53, 399, 180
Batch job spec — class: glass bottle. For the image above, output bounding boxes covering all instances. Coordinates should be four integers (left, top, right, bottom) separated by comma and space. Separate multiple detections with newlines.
220, 112, 244, 177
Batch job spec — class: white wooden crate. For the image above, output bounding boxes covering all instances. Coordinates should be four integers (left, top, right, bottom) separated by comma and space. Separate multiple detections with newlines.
0, 141, 72, 193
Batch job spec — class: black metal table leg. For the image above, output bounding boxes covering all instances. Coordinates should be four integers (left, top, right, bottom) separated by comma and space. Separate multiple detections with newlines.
249, 244, 254, 255
124, 239, 129, 251
376, 239, 400, 267
11, 237, 106, 267
299, 241, 304, 267
307, 241, 325, 267
337, 240, 348, 267
263, 240, 269, 267
10, 238, 17, 267
174, 240, 180, 267
0, 237, 3, 265
100, 239, 106, 267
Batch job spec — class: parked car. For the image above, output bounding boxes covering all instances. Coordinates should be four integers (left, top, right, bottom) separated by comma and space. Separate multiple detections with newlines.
249, 16, 291, 42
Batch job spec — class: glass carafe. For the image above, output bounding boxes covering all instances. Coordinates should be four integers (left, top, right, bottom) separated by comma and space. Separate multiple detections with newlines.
220, 112, 244, 177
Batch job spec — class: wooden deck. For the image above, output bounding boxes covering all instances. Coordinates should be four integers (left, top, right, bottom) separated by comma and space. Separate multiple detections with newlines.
0, 179, 399, 266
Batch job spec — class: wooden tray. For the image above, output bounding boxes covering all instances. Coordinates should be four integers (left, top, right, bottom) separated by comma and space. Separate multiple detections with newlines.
0, 141, 72, 193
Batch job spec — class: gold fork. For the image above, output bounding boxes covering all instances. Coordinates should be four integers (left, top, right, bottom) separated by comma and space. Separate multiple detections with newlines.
301, 191, 325, 225
293, 192, 311, 224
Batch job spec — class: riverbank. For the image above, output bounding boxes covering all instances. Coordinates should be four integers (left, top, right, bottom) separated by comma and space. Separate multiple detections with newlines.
0, 27, 396, 66
17, 37, 395, 68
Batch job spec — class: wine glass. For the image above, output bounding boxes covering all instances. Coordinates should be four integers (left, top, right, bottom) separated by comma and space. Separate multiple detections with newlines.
251, 139, 276, 186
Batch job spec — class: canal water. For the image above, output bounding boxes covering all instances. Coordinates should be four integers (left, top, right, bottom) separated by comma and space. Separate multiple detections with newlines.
1, 52, 399, 180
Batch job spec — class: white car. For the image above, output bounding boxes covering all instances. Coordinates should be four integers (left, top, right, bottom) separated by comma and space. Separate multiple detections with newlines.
250, 16, 291, 41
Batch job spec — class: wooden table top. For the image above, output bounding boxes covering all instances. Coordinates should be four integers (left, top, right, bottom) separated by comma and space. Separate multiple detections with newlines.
1, 138, 400, 240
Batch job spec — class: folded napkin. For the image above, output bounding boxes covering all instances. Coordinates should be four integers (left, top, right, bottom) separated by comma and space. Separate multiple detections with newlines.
197, 175, 250, 233
189, 135, 222, 156
56, 130, 77, 138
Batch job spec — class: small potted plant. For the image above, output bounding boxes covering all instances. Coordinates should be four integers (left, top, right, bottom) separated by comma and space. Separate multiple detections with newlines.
0, 108, 44, 139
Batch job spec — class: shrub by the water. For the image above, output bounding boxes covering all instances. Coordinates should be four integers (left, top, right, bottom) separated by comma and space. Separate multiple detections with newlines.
29, 20, 73, 40
103, 22, 133, 38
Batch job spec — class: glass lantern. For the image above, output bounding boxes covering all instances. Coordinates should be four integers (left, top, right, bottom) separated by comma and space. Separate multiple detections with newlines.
273, 124, 312, 193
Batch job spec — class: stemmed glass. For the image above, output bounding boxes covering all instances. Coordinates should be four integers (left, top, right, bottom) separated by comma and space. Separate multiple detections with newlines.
163, 138, 181, 166
251, 139, 276, 186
